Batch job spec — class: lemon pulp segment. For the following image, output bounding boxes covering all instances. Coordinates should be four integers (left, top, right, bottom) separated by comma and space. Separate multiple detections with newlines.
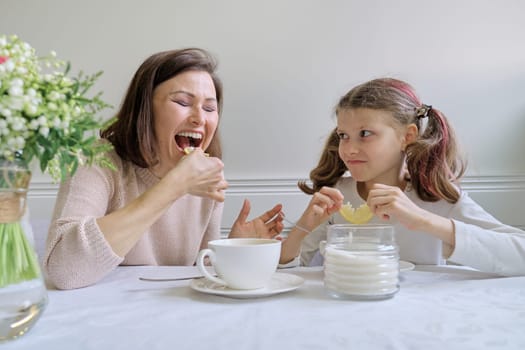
339, 202, 373, 224
184, 147, 209, 157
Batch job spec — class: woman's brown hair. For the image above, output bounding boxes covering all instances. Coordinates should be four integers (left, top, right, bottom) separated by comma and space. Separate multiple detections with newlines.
299, 78, 466, 203
101, 48, 223, 168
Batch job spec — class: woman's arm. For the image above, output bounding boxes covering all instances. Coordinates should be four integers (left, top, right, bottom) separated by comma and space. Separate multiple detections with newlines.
45, 151, 227, 289
97, 150, 226, 257
44, 159, 124, 289
199, 200, 224, 250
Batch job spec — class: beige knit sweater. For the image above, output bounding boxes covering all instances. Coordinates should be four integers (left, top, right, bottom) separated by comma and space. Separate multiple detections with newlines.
44, 150, 223, 290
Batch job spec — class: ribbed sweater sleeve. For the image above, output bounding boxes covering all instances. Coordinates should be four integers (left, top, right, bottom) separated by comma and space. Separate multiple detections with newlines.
44, 150, 222, 289
44, 152, 126, 289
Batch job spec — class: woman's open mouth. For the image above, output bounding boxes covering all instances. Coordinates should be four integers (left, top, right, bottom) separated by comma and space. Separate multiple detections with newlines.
175, 131, 203, 151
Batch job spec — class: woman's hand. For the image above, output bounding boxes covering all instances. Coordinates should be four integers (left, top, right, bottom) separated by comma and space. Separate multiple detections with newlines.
167, 149, 228, 202
296, 186, 344, 232
229, 199, 284, 239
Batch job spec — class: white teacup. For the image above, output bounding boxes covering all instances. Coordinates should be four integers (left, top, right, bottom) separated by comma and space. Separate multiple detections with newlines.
196, 238, 281, 290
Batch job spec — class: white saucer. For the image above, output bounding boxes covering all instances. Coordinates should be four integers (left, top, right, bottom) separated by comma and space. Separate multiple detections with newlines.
190, 272, 304, 299
399, 260, 415, 272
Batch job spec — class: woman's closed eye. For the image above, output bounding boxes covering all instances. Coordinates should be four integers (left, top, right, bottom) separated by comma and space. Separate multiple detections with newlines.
203, 104, 217, 113
173, 100, 216, 113
173, 99, 190, 107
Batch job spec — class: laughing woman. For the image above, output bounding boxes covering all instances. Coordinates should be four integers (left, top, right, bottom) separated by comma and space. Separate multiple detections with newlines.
44, 49, 284, 289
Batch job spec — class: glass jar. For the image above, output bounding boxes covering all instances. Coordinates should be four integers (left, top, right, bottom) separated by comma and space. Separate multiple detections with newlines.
324, 224, 399, 300
0, 158, 48, 342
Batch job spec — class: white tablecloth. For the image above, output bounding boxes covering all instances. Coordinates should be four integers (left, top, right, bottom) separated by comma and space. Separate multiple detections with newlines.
3, 265, 525, 350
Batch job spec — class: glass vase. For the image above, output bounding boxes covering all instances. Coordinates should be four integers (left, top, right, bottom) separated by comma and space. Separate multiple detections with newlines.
0, 158, 48, 342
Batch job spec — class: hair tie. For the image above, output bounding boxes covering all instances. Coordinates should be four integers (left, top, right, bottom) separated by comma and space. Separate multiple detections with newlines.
415, 104, 432, 119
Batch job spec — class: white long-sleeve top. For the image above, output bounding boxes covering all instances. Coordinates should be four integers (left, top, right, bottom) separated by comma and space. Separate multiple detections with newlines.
301, 176, 525, 276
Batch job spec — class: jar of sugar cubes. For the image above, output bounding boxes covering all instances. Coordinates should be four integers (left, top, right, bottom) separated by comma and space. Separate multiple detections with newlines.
323, 224, 399, 300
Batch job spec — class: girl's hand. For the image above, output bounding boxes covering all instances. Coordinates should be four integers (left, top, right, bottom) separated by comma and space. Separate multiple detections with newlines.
229, 199, 284, 239
168, 149, 228, 202
367, 183, 429, 230
296, 186, 344, 232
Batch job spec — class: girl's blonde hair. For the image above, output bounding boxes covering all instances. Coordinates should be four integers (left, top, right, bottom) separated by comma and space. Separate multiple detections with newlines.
299, 78, 466, 203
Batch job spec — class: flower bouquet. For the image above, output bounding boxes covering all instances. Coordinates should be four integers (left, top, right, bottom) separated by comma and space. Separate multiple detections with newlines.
0, 34, 114, 340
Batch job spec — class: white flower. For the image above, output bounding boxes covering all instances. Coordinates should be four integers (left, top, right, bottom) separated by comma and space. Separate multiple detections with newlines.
24, 103, 38, 116
8, 85, 23, 96
7, 136, 25, 149
48, 91, 61, 101
37, 115, 47, 125
39, 126, 49, 137
7, 96, 24, 110
0, 34, 114, 182
16, 66, 27, 74
26, 88, 36, 97
47, 102, 58, 111
10, 78, 23, 87
72, 106, 81, 117
4, 60, 14, 72
0, 108, 11, 117
29, 119, 39, 130
10, 117, 25, 131
52, 117, 61, 128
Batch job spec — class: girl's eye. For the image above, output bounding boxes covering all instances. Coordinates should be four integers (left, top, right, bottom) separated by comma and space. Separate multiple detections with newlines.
337, 132, 348, 140
174, 100, 189, 107
360, 130, 372, 137
203, 105, 217, 113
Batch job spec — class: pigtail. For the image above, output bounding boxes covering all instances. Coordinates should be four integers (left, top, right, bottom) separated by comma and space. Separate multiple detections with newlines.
298, 129, 347, 194
405, 107, 466, 203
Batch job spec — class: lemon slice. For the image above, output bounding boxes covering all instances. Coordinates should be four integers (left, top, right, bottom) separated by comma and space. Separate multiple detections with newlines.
339, 202, 373, 224
184, 147, 196, 154
184, 147, 209, 156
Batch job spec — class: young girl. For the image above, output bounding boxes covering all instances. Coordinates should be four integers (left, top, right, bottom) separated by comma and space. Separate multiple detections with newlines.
279, 77, 525, 276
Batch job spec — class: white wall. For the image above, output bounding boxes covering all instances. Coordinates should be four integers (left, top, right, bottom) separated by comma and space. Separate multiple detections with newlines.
1, 0, 524, 238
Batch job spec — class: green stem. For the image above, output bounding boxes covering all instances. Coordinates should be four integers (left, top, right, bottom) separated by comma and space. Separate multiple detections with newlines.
0, 222, 41, 287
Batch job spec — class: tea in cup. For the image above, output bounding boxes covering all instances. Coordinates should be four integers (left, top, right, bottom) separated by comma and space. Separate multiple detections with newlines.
196, 238, 281, 290
324, 224, 399, 300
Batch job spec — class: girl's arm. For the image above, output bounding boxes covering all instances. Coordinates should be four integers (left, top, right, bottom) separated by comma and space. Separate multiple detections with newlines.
279, 187, 343, 264
367, 183, 456, 247
367, 183, 525, 276
448, 193, 525, 276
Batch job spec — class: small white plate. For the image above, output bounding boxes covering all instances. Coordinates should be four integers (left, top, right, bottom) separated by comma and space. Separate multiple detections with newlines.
190, 272, 304, 299
399, 260, 415, 272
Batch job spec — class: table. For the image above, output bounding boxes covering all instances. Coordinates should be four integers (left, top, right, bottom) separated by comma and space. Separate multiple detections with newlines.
3, 265, 525, 350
